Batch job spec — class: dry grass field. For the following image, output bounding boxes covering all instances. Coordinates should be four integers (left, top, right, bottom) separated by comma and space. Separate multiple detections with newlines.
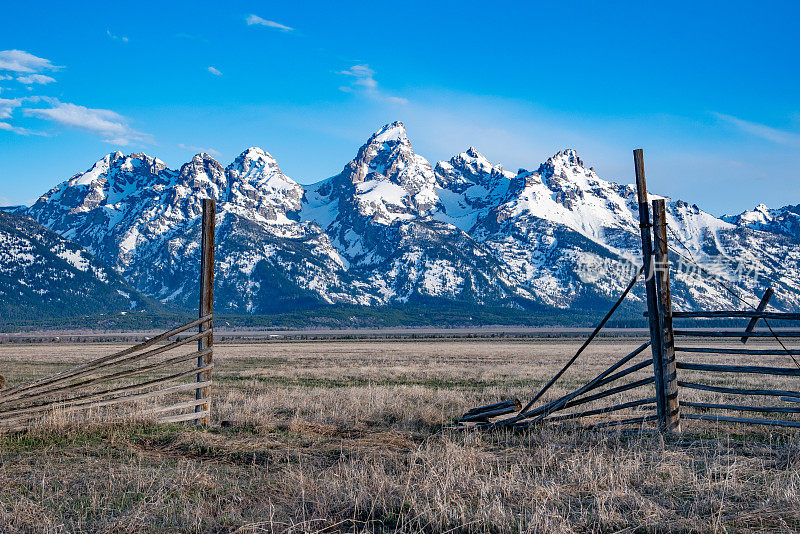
1, 338, 800, 532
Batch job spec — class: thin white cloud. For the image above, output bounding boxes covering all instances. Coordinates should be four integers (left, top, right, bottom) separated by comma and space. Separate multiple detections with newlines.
16, 74, 56, 85
24, 100, 151, 145
339, 64, 378, 89
0, 50, 59, 73
713, 112, 800, 147
338, 64, 408, 105
106, 30, 129, 42
207, 66, 222, 76
0, 97, 21, 119
178, 143, 221, 156
246, 15, 293, 31
0, 121, 45, 136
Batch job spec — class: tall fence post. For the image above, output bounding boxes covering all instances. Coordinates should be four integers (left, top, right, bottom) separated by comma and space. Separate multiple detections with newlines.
196, 198, 215, 425
633, 149, 668, 430
652, 199, 681, 432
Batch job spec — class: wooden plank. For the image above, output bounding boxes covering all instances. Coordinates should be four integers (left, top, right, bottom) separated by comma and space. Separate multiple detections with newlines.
676, 347, 800, 355
652, 198, 680, 432
457, 405, 519, 423
676, 362, 800, 376
196, 198, 215, 425
678, 380, 800, 398
674, 330, 800, 337
562, 377, 656, 410
542, 397, 657, 423
782, 397, 800, 403
159, 410, 211, 424
0, 364, 214, 420
680, 401, 800, 414
139, 398, 211, 416
0, 381, 212, 425
742, 288, 773, 344
0, 314, 212, 401
463, 399, 520, 417
2, 347, 212, 407
682, 413, 800, 429
593, 359, 652, 389
634, 148, 668, 430
0, 331, 210, 406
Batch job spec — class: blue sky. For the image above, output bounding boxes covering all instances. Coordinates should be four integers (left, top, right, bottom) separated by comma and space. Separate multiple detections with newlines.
1, 0, 799, 214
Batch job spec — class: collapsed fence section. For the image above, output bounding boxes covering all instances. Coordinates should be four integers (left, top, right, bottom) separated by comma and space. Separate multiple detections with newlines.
456, 149, 800, 434
0, 315, 214, 431
0, 199, 217, 433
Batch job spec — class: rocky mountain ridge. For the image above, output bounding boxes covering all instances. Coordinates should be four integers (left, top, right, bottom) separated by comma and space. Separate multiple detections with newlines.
16, 121, 800, 315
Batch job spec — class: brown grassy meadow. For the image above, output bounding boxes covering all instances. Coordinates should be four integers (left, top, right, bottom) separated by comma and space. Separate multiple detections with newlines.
1, 338, 800, 533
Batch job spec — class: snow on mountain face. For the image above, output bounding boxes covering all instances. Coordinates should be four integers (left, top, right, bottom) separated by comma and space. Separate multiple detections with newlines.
19, 121, 800, 315
723, 203, 800, 240
0, 210, 148, 318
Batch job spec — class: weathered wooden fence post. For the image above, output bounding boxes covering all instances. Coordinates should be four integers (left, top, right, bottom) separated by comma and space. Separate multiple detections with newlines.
652, 199, 681, 432
633, 149, 668, 430
196, 198, 215, 425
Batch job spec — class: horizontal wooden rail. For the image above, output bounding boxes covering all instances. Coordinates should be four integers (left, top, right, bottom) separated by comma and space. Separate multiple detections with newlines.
0, 314, 212, 400
588, 414, 659, 429
678, 381, 800, 398
676, 362, 800, 377
3, 347, 212, 408
0, 381, 212, 427
541, 397, 656, 424
674, 330, 800, 338
0, 365, 214, 420
680, 401, 800, 414
139, 398, 209, 416
647, 311, 800, 320
159, 410, 210, 424
682, 413, 800, 429
675, 347, 800, 355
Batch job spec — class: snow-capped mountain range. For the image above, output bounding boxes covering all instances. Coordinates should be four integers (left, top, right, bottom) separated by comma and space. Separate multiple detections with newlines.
0, 210, 149, 319
13, 121, 800, 315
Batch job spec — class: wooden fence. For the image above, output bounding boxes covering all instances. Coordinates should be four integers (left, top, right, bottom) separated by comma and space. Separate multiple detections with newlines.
458, 150, 800, 433
0, 199, 216, 432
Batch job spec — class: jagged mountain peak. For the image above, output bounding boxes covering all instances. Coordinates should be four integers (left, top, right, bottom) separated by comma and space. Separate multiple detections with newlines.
227, 147, 286, 181
370, 121, 409, 145
542, 148, 586, 171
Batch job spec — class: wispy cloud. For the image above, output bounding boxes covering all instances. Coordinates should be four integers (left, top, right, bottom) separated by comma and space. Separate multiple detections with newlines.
24, 100, 151, 146
0, 121, 45, 136
246, 15, 293, 32
713, 112, 800, 147
178, 143, 220, 156
207, 66, 222, 76
338, 64, 408, 105
0, 50, 60, 73
0, 97, 21, 119
339, 65, 378, 89
16, 74, 56, 85
106, 30, 129, 43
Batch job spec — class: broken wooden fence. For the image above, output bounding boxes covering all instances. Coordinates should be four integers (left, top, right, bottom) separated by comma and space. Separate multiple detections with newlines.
457, 150, 800, 433
0, 198, 216, 432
